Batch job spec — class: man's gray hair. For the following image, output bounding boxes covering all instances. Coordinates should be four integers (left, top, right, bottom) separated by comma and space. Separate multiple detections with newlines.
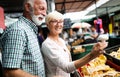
23, 0, 34, 7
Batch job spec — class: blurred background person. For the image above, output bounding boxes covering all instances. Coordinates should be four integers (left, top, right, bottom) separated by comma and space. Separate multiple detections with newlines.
90, 26, 98, 39
38, 26, 45, 46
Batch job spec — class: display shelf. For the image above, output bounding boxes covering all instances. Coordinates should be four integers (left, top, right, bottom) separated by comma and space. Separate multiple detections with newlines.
71, 43, 95, 60
106, 60, 120, 71
104, 44, 120, 66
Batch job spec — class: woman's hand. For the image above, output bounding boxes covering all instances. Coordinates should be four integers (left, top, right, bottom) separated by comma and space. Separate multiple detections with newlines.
91, 42, 108, 56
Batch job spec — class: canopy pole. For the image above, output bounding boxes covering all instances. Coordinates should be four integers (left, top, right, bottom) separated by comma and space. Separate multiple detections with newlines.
94, 0, 98, 19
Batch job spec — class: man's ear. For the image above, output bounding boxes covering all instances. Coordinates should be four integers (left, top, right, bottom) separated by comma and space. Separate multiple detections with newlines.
24, 3, 31, 12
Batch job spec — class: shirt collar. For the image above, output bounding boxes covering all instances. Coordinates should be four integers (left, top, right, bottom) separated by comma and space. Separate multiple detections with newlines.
19, 16, 38, 35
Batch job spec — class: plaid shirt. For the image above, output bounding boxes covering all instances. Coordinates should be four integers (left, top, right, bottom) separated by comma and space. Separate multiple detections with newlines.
1, 16, 45, 77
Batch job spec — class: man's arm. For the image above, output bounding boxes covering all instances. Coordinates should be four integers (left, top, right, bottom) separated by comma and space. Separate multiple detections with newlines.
3, 68, 38, 77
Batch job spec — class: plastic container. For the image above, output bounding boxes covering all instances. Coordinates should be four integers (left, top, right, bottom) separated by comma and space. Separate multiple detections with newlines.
71, 43, 94, 60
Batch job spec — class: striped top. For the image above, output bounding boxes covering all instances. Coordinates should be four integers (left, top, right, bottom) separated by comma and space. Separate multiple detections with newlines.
1, 16, 45, 77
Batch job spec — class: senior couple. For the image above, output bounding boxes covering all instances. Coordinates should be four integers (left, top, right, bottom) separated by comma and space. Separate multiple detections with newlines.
0, 0, 108, 77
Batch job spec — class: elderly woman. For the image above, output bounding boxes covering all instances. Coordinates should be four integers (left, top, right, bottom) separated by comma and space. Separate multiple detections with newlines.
41, 11, 107, 77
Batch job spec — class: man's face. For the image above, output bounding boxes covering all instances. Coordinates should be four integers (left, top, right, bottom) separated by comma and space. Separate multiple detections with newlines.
29, 0, 47, 26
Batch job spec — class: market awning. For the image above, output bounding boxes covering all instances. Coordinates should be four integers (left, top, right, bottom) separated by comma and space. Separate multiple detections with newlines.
0, 7, 6, 29
71, 22, 91, 28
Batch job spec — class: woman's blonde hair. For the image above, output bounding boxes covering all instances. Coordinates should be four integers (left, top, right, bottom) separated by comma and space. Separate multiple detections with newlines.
45, 11, 64, 25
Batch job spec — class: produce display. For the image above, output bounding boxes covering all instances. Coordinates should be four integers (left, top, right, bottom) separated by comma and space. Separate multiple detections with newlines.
71, 39, 84, 46
72, 46, 85, 54
109, 47, 120, 59
79, 54, 120, 77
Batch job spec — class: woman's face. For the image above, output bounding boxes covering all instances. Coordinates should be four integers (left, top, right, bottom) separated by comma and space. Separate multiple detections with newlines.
48, 19, 64, 36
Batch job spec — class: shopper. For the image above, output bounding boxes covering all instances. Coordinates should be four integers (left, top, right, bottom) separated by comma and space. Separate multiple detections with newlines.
41, 11, 108, 77
38, 26, 45, 46
0, 0, 47, 77
90, 26, 98, 39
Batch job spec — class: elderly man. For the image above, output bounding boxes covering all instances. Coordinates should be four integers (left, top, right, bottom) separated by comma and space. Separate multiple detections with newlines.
1, 0, 47, 77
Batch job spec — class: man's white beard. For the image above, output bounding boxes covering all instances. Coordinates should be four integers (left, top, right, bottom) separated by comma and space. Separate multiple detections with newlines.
31, 14, 45, 26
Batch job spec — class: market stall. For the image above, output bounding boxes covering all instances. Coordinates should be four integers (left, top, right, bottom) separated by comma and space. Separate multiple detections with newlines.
70, 42, 120, 77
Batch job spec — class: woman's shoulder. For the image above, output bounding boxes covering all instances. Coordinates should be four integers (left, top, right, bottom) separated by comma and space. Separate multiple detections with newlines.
42, 37, 54, 47
59, 37, 66, 45
59, 37, 65, 42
